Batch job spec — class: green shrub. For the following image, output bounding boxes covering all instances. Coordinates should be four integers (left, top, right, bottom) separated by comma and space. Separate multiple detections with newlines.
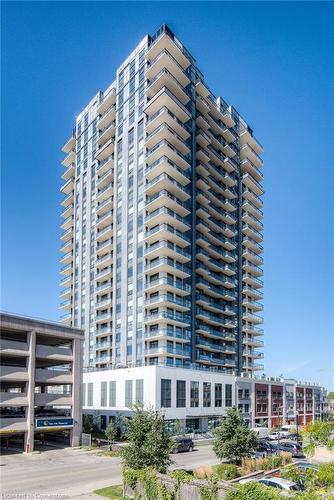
169, 469, 193, 482
318, 461, 334, 486
225, 481, 281, 500
214, 463, 239, 480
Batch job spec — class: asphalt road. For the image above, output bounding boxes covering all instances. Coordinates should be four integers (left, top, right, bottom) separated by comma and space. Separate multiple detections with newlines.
1, 444, 219, 499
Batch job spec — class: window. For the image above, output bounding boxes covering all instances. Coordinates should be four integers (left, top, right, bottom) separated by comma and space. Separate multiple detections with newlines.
161, 379, 171, 408
82, 383, 86, 406
203, 382, 211, 407
125, 380, 133, 408
135, 379, 144, 405
225, 384, 232, 407
87, 383, 93, 406
101, 381, 107, 407
109, 381, 116, 407
176, 380, 186, 408
215, 384, 222, 407
190, 381, 199, 407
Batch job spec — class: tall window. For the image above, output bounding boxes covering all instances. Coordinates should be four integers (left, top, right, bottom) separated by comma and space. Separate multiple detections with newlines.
109, 381, 116, 407
215, 384, 222, 407
101, 382, 107, 407
135, 379, 144, 405
125, 380, 133, 408
190, 381, 199, 407
225, 384, 232, 407
203, 382, 211, 407
176, 380, 186, 408
82, 383, 86, 406
161, 379, 171, 408
87, 382, 93, 406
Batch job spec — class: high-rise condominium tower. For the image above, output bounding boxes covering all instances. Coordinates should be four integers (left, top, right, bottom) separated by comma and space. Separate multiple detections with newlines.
60, 25, 264, 375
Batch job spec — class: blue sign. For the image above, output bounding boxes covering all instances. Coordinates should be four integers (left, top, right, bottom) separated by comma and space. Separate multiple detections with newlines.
35, 417, 74, 429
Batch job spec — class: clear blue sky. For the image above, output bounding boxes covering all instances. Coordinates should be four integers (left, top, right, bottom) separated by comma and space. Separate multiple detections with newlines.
2, 1, 333, 388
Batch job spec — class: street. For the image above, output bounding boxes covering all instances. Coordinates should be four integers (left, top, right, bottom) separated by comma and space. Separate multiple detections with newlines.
1, 444, 219, 499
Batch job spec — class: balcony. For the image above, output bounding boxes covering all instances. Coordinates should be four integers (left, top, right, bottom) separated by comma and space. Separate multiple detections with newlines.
96, 184, 113, 204
145, 207, 189, 233
241, 157, 263, 184
145, 172, 190, 202
61, 191, 74, 208
243, 311, 263, 324
196, 336, 236, 354
60, 299, 71, 310
243, 286, 263, 300
242, 299, 263, 312
96, 281, 112, 295
96, 266, 113, 282
96, 310, 113, 324
145, 277, 191, 296
98, 121, 115, 146
60, 177, 74, 195
240, 128, 263, 154
146, 122, 190, 156
60, 263, 72, 276
98, 105, 116, 129
96, 297, 112, 310
243, 337, 264, 348
62, 134, 75, 154
146, 139, 191, 172
61, 215, 74, 231
146, 189, 190, 216
196, 323, 236, 341
96, 252, 113, 268
62, 149, 75, 168
145, 257, 190, 279
243, 273, 263, 289
144, 87, 191, 123
242, 212, 263, 233
96, 224, 113, 242
242, 324, 263, 336
96, 209, 113, 229
242, 173, 264, 197
146, 106, 191, 140
97, 88, 116, 114
96, 138, 114, 161
243, 236, 263, 254
62, 162, 75, 181
147, 66, 190, 105
96, 238, 113, 256
242, 200, 263, 220
60, 275, 72, 288
61, 203, 74, 221
144, 310, 190, 328
146, 156, 190, 188
97, 154, 114, 176
60, 228, 73, 242
146, 27, 192, 69
96, 196, 113, 216
240, 143, 263, 169
59, 287, 72, 301
197, 276, 235, 301
242, 261, 263, 278
144, 345, 189, 358
144, 328, 191, 342
242, 224, 263, 243
144, 294, 190, 312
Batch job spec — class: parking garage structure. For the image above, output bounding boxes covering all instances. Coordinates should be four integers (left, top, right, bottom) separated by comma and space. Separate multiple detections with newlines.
0, 312, 83, 453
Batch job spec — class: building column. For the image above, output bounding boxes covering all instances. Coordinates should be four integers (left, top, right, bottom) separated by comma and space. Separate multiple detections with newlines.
24, 330, 36, 453
71, 338, 82, 447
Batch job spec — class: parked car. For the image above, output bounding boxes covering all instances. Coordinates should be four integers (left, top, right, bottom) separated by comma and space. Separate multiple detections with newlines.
255, 441, 279, 457
267, 432, 284, 441
257, 477, 300, 491
173, 438, 194, 453
284, 433, 303, 442
294, 462, 319, 471
275, 441, 304, 458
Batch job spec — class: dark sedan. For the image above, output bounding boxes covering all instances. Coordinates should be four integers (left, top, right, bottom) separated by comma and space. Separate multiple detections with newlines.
173, 438, 194, 453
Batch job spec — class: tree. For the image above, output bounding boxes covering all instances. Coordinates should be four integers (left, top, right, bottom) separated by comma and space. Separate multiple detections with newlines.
121, 405, 175, 473
301, 420, 334, 456
213, 407, 258, 465
105, 420, 118, 443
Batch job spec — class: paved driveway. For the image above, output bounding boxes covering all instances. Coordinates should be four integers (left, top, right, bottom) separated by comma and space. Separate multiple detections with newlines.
1, 444, 219, 498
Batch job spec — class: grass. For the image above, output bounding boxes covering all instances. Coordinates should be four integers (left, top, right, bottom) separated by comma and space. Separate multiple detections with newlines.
94, 484, 124, 499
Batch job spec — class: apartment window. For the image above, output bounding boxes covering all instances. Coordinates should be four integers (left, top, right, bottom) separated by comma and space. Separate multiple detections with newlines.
225, 384, 232, 407
109, 381, 116, 407
87, 383, 93, 406
161, 379, 171, 408
203, 382, 211, 407
215, 384, 222, 407
135, 379, 144, 405
125, 380, 133, 408
176, 380, 186, 408
82, 383, 86, 406
190, 381, 199, 407
101, 382, 107, 407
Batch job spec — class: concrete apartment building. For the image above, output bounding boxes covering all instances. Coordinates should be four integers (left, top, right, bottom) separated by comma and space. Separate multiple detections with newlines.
60, 24, 264, 375
0, 312, 83, 452
82, 367, 327, 432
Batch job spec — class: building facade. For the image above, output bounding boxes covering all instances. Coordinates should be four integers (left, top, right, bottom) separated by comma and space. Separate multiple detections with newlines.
0, 312, 83, 453
83, 366, 327, 432
60, 24, 264, 375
